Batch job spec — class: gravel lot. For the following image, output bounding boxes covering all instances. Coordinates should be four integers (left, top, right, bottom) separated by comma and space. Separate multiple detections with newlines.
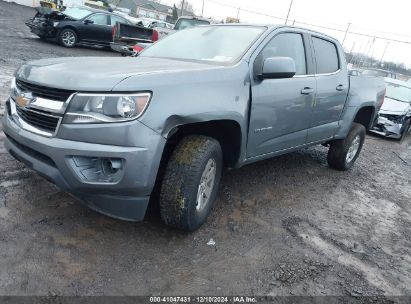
0, 1, 410, 299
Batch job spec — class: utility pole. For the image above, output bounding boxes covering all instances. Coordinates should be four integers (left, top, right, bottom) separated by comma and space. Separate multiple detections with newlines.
379, 41, 389, 65
342, 22, 351, 46
180, 0, 185, 16
285, 0, 294, 25
236, 7, 240, 19
201, 0, 205, 17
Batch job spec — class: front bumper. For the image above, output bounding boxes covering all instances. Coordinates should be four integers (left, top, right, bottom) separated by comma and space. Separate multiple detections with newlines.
371, 114, 407, 139
2, 109, 166, 221
25, 19, 57, 38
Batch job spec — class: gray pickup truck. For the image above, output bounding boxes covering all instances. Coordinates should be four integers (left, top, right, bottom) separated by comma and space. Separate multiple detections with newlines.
3, 25, 385, 231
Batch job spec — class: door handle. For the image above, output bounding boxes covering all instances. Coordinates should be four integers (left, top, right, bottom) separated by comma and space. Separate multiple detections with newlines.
301, 87, 314, 95
336, 84, 345, 91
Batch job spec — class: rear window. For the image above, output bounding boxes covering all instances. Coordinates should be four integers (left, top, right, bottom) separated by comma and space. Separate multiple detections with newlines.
312, 37, 339, 74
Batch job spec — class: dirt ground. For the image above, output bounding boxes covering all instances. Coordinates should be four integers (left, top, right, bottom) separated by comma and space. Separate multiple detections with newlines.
0, 1, 410, 300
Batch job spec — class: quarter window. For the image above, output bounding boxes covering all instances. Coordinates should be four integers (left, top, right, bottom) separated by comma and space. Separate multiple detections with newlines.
259, 33, 307, 75
312, 37, 339, 74
87, 14, 109, 25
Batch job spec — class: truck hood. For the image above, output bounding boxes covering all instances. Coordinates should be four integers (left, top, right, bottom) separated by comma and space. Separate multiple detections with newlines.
380, 97, 411, 115
15, 57, 223, 91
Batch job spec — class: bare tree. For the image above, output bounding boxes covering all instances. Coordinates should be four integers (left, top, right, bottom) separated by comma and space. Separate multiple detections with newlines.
178, 0, 194, 15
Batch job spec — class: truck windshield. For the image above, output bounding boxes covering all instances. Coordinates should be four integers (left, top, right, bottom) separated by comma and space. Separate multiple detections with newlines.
63, 7, 93, 20
386, 82, 411, 103
140, 26, 266, 64
174, 18, 210, 30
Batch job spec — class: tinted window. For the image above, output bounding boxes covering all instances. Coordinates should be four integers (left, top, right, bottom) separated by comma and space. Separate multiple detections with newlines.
110, 15, 128, 25
87, 14, 109, 25
312, 37, 339, 74
259, 33, 306, 75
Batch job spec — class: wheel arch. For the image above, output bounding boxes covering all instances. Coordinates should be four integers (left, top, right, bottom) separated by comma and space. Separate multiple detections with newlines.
160, 119, 243, 171
353, 106, 376, 130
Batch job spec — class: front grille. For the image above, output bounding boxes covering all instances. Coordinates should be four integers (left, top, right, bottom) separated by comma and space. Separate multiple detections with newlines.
16, 79, 74, 102
16, 105, 60, 133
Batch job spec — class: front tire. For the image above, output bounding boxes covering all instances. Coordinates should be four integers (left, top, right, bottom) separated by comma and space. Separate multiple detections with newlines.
59, 28, 77, 48
160, 135, 223, 232
327, 123, 366, 171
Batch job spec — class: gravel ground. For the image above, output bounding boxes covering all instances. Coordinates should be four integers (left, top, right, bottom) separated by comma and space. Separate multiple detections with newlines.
0, 1, 410, 300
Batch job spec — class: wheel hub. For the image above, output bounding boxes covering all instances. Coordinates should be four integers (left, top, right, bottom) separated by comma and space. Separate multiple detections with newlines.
62, 31, 75, 46
196, 158, 217, 212
346, 135, 361, 163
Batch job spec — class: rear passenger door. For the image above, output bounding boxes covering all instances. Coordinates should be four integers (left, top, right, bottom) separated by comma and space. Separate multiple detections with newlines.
247, 31, 316, 158
307, 36, 349, 143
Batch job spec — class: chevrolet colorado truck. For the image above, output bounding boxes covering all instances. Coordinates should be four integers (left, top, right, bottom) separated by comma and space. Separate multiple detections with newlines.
3, 25, 386, 231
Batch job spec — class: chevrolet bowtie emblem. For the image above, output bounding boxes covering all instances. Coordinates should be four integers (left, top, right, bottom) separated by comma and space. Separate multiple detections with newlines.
15, 93, 33, 108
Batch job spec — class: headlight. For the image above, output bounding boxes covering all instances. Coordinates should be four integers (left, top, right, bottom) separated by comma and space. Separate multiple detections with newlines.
53, 22, 59, 27
10, 77, 19, 100
63, 93, 151, 124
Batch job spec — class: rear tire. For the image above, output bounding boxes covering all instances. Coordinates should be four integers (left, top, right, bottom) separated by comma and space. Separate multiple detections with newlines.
327, 123, 366, 171
59, 28, 77, 48
159, 135, 223, 232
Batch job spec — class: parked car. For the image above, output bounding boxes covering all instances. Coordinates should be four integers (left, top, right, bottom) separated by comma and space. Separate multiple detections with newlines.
362, 68, 397, 79
3, 25, 385, 231
145, 19, 173, 29
110, 16, 211, 55
348, 69, 361, 76
371, 78, 411, 140
112, 10, 144, 25
26, 6, 133, 47
152, 16, 211, 39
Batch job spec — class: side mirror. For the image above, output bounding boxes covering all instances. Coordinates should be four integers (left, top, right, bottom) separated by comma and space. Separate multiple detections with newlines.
261, 57, 296, 79
84, 19, 94, 24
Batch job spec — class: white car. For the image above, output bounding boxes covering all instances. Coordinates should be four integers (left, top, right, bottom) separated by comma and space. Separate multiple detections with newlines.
372, 78, 411, 139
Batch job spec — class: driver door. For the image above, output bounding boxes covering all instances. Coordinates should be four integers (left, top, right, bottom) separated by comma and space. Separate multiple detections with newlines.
247, 31, 316, 158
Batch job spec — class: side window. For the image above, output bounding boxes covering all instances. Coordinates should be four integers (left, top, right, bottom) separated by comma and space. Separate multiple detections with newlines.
312, 37, 339, 74
110, 15, 128, 26
259, 33, 307, 75
87, 14, 109, 25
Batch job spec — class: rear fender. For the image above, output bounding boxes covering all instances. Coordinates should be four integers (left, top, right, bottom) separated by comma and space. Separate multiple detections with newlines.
335, 103, 376, 139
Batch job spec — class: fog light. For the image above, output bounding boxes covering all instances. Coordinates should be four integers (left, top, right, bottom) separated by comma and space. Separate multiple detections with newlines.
102, 158, 123, 175
69, 156, 124, 183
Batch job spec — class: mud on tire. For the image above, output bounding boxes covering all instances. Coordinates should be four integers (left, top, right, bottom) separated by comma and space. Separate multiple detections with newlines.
327, 123, 366, 171
159, 135, 223, 232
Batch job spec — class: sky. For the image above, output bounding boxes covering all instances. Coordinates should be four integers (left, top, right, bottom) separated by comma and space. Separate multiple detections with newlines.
159, 0, 411, 68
